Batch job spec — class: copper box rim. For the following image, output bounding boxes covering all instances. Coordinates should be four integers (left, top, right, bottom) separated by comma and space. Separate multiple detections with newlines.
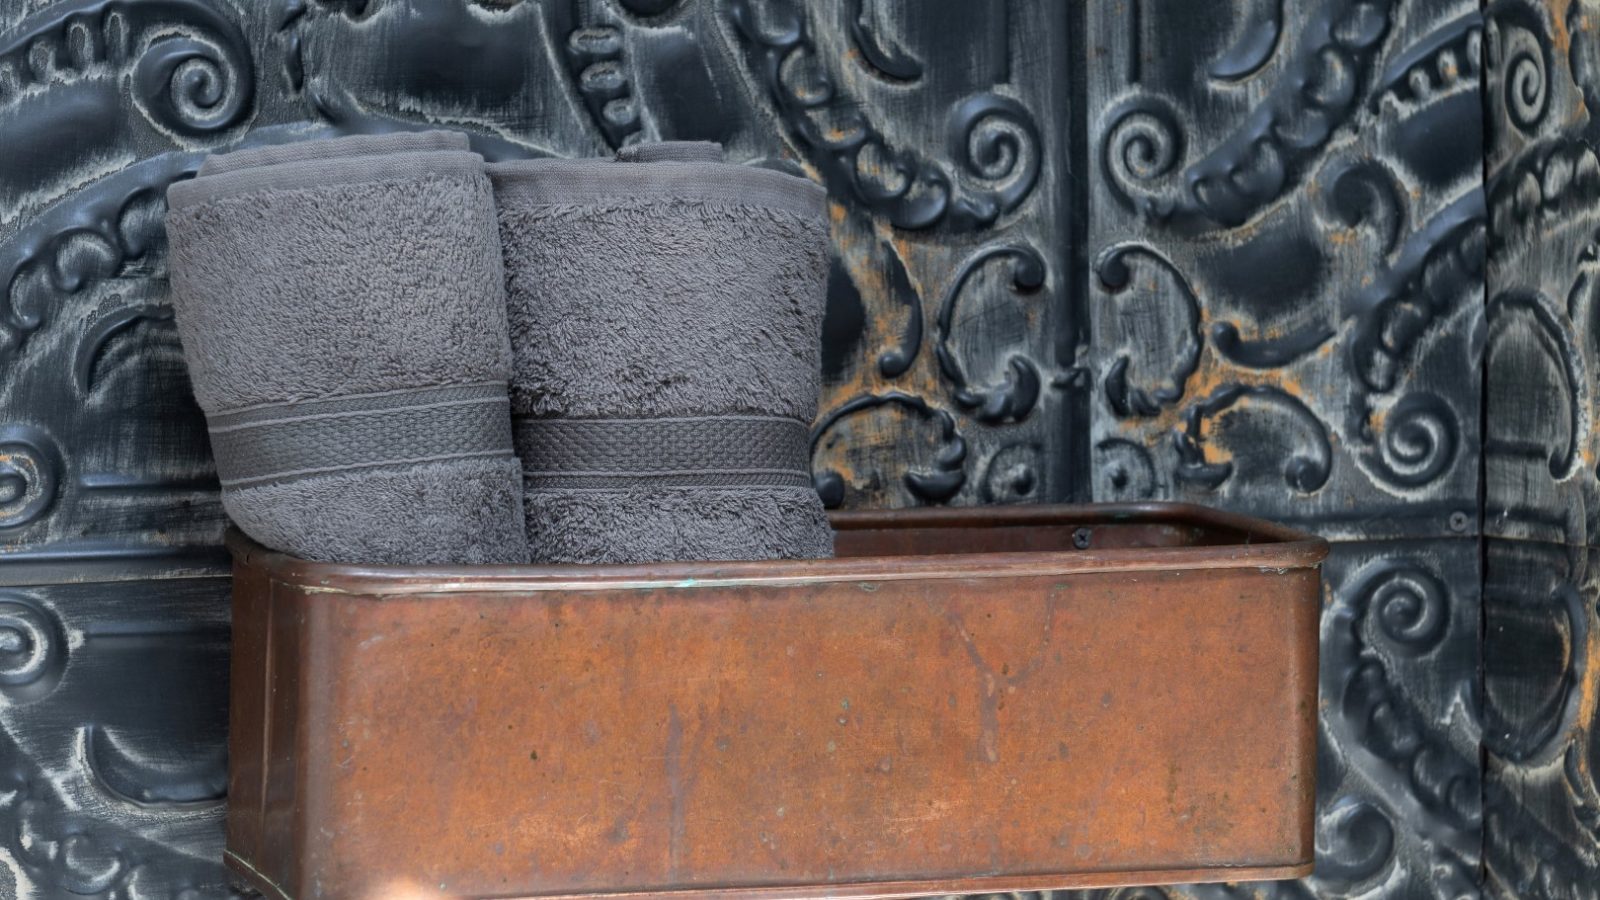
225, 501, 1328, 596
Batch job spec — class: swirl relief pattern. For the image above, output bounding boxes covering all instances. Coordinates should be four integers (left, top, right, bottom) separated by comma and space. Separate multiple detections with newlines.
1086, 1, 1486, 898
1, 0, 1595, 897
0, 1, 1075, 896
1483, 0, 1600, 895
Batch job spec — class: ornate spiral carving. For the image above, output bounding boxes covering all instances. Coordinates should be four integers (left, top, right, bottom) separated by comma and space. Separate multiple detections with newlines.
0, 0, 248, 141
0, 425, 62, 530
963, 117, 1023, 180
728, 0, 966, 230
1095, 243, 1202, 417
1104, 2, 1394, 229
1333, 557, 1483, 846
0, 592, 67, 703
1173, 385, 1331, 493
935, 244, 1046, 423
1356, 561, 1450, 655
133, 34, 255, 136
1501, 23, 1549, 132
1316, 797, 1396, 887
1368, 393, 1459, 489
810, 392, 967, 508
1102, 101, 1183, 209
948, 93, 1041, 220
1322, 157, 1407, 255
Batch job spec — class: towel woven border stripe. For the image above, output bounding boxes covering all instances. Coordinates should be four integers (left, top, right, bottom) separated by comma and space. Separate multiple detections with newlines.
515, 415, 811, 490
209, 383, 514, 488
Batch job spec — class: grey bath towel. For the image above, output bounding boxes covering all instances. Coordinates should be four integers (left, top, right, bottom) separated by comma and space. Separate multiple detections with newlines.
165, 131, 529, 565
490, 141, 834, 564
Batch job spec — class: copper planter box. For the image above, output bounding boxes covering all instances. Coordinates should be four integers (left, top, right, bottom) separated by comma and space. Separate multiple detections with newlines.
224, 503, 1326, 900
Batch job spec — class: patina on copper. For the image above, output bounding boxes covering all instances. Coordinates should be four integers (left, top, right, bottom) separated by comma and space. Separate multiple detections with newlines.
224, 503, 1326, 900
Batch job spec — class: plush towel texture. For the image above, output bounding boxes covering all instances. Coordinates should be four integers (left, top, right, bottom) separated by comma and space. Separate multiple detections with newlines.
491, 142, 833, 564
165, 131, 529, 565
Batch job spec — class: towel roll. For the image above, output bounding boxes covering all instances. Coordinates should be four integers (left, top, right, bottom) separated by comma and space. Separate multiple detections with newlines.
165, 131, 530, 565
491, 141, 834, 563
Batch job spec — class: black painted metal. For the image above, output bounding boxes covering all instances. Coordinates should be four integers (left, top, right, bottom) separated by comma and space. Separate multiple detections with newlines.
0, 0, 1588, 897
1082, 3, 1485, 897
1481, 0, 1600, 896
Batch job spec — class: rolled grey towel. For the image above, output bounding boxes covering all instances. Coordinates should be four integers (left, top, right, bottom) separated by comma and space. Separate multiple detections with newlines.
165, 131, 530, 565
490, 141, 834, 564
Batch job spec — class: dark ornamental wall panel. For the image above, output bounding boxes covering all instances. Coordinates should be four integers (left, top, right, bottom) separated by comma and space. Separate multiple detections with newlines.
1085, 0, 1484, 536
1, 0, 1594, 898
1082, 2, 1484, 899
0, 0, 249, 896
0, 1, 1080, 896
1483, 0, 1600, 897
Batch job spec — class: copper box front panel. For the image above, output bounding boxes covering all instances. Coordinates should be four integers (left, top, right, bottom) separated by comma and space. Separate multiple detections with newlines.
225, 504, 1325, 900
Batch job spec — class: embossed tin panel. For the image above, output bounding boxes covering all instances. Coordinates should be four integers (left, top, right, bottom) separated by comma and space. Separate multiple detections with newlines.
1482, 0, 1600, 896
0, 0, 1592, 897
1, 2, 1078, 896
1082, 2, 1486, 897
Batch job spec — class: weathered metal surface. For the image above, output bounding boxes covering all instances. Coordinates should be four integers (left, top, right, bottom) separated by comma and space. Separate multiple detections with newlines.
1081, 2, 1487, 898
0, 2, 1072, 896
1482, 1, 1600, 896
0, 0, 1580, 897
224, 505, 1324, 900
1084, 0, 1486, 534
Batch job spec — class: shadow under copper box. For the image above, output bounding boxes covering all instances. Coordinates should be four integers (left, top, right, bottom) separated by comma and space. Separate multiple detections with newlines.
223, 503, 1326, 900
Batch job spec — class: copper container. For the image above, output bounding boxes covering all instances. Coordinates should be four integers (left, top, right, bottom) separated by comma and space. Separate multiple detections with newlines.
224, 503, 1326, 900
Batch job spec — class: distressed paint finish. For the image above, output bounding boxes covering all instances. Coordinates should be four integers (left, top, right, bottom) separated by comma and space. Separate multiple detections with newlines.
0, 0, 1590, 898
1085, 0, 1484, 534
1483, 0, 1600, 896
0, 1, 1075, 896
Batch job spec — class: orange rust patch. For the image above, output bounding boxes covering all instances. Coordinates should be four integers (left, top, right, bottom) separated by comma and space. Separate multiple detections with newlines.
816, 219, 938, 414
1552, 0, 1576, 54
1369, 405, 1389, 432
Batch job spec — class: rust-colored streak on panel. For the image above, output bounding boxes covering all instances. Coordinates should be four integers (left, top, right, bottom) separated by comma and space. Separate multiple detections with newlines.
224, 504, 1324, 900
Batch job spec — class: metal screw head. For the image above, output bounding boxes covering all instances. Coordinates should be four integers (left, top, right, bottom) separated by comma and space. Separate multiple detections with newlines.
1448, 511, 1470, 533
1072, 528, 1092, 550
